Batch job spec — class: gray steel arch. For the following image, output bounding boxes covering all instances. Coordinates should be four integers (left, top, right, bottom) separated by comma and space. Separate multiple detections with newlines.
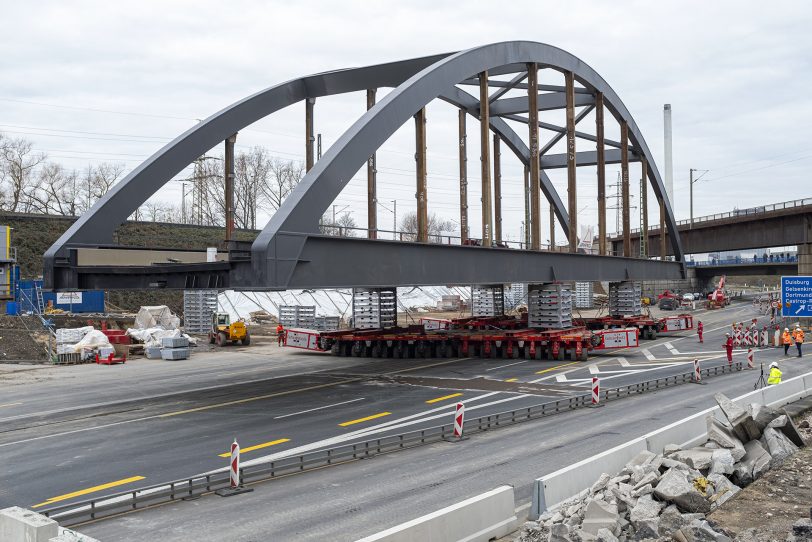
44, 41, 683, 290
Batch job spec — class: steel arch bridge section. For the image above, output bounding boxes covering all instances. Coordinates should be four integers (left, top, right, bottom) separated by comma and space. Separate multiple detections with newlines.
44, 41, 684, 290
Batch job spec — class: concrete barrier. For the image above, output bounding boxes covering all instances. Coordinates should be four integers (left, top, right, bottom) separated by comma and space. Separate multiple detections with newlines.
0, 507, 58, 542
530, 437, 647, 519
355, 485, 516, 542
529, 371, 812, 518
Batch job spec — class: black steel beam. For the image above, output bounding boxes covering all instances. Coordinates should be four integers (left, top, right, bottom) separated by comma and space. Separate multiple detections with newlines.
540, 148, 637, 169
490, 92, 594, 116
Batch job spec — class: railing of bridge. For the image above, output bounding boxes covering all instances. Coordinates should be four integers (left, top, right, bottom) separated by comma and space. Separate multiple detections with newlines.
686, 255, 798, 267
620, 197, 812, 237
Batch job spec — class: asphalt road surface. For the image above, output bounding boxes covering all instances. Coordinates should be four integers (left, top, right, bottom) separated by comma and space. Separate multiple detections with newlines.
0, 300, 804, 540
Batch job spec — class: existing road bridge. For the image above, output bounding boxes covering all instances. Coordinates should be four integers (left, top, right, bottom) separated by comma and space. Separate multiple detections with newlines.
610, 198, 812, 276
44, 41, 685, 291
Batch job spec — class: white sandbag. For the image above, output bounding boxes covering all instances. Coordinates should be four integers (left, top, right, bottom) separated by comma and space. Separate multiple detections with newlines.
71, 330, 112, 353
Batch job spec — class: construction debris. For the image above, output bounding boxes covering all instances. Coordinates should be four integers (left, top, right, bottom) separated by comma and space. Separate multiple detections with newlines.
518, 394, 807, 542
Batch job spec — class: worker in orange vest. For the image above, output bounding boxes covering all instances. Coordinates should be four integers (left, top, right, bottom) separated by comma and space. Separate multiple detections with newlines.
697, 321, 704, 343
794, 325, 805, 358
276, 323, 285, 346
782, 327, 793, 356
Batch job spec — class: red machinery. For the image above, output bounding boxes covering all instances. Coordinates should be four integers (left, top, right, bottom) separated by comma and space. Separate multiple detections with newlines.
706, 275, 730, 309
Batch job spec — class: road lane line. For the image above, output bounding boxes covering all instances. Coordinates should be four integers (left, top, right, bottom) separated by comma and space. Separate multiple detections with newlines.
339, 412, 391, 427
664, 342, 679, 354
274, 398, 366, 419
218, 438, 290, 457
0, 402, 22, 408
158, 378, 361, 418
504, 378, 518, 382
486, 359, 530, 371
425, 393, 463, 404
641, 349, 655, 361
32, 476, 145, 508
535, 361, 579, 375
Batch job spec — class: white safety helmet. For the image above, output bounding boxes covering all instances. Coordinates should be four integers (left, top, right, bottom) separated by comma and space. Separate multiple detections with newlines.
785, 328, 790, 332
770, 362, 779, 368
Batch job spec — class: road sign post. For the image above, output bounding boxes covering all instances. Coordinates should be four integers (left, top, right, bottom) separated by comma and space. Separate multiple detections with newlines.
692, 359, 703, 383
781, 276, 812, 318
747, 348, 754, 369
591, 377, 601, 406
453, 402, 465, 439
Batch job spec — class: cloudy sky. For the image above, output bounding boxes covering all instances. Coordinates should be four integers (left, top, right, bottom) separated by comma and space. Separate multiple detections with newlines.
2, 0, 810, 247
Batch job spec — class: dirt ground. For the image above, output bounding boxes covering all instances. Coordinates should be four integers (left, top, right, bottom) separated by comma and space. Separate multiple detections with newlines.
0, 316, 51, 362
709, 410, 812, 541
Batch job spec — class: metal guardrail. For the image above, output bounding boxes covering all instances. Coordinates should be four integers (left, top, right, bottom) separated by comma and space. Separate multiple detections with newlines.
686, 256, 797, 267
40, 360, 744, 526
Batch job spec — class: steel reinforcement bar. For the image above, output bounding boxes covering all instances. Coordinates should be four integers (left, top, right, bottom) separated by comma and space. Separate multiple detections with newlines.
41, 360, 743, 526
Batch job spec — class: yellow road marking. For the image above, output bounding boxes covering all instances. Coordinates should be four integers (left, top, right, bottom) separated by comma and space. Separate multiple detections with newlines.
218, 438, 290, 457
425, 393, 463, 404
504, 378, 519, 382
339, 412, 391, 427
0, 402, 22, 408
535, 361, 580, 375
32, 476, 145, 508
158, 378, 360, 418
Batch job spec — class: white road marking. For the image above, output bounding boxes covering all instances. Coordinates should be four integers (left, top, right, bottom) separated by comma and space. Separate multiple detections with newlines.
485, 359, 531, 371
664, 342, 679, 354
274, 398, 366, 419
641, 349, 656, 361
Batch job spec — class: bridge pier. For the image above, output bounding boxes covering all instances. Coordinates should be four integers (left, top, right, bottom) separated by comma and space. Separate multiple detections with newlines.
799, 244, 812, 276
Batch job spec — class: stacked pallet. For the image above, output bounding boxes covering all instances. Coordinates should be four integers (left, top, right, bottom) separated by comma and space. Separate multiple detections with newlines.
183, 290, 218, 333
314, 316, 340, 331
528, 283, 573, 329
574, 282, 594, 309
352, 288, 397, 329
471, 285, 505, 317
608, 281, 642, 317
54, 326, 92, 364
279, 305, 316, 328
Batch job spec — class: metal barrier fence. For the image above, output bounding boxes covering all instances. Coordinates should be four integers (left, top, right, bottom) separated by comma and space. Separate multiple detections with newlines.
40, 360, 743, 526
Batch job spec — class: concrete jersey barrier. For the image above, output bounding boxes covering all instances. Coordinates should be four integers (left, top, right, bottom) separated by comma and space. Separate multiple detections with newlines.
355, 485, 517, 542
530, 371, 812, 519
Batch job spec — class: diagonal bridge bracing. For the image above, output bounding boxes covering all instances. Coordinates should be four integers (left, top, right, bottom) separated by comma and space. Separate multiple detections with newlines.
44, 41, 684, 291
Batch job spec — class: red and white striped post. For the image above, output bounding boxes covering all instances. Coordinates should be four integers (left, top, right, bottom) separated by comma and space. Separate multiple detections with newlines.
747, 348, 754, 369
591, 377, 600, 406
453, 402, 465, 438
230, 438, 240, 488
693, 359, 701, 382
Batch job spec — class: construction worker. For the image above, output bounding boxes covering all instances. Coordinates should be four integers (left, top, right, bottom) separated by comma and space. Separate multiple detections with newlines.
276, 323, 285, 346
794, 324, 805, 357
767, 362, 782, 385
723, 333, 734, 364
783, 327, 793, 356
697, 321, 704, 343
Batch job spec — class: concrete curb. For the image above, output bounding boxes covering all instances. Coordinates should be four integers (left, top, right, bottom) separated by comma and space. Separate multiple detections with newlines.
354, 485, 517, 542
530, 370, 812, 519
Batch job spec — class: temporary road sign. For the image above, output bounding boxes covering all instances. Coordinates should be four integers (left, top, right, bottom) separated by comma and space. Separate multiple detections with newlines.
781, 276, 812, 317
591, 377, 600, 405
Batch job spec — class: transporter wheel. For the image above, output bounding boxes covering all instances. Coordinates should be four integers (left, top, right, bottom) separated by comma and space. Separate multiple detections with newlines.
331, 342, 340, 356
511, 347, 519, 359
352, 342, 363, 357
534, 345, 542, 360
649, 328, 658, 340
556, 348, 565, 361
489, 345, 498, 358
444, 343, 455, 358
371, 343, 383, 358
579, 349, 589, 362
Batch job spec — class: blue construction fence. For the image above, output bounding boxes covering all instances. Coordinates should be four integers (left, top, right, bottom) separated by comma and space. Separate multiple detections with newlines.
7, 279, 105, 315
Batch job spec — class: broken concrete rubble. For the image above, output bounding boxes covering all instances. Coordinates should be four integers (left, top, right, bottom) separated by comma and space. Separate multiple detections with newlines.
768, 411, 806, 448
517, 396, 805, 542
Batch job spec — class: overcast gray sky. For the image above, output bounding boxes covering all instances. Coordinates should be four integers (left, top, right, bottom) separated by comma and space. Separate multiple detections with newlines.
2, 0, 810, 245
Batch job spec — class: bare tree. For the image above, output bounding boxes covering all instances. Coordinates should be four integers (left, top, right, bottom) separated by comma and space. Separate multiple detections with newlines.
78, 163, 125, 212
319, 212, 357, 236
261, 157, 303, 212
0, 135, 46, 212
399, 211, 456, 241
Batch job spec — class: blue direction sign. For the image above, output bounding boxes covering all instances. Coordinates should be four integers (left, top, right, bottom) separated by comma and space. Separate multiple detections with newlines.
781, 276, 812, 317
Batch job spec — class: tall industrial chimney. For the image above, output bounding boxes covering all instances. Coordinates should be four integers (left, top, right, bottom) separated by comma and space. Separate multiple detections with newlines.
663, 104, 674, 208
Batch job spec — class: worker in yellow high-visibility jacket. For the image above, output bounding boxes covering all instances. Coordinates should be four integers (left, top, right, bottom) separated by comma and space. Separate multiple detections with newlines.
767, 362, 782, 385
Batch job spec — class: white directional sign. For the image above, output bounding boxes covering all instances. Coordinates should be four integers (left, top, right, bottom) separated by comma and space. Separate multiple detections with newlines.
781, 276, 812, 318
